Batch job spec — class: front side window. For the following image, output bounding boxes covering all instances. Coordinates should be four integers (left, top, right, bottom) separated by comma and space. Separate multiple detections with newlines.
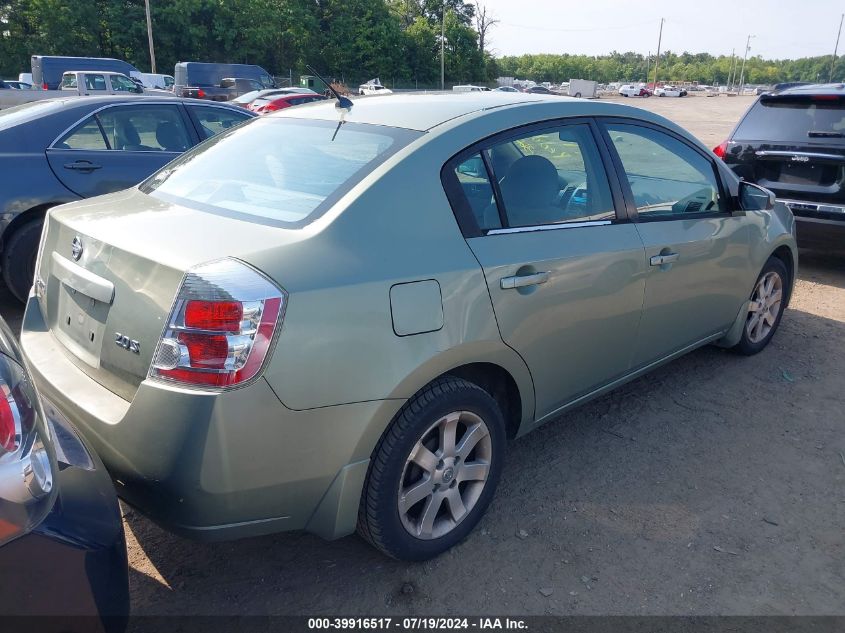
487, 123, 615, 228
142, 118, 420, 228
110, 74, 137, 92
605, 123, 724, 217
189, 106, 250, 139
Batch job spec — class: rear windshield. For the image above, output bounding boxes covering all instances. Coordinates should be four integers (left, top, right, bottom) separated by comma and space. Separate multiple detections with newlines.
735, 96, 845, 143
0, 100, 64, 131
142, 117, 420, 228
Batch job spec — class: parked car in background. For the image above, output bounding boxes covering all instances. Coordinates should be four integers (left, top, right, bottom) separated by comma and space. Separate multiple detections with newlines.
359, 79, 393, 96
21, 93, 795, 563
619, 84, 651, 97
715, 83, 845, 249
249, 92, 327, 114
18, 73, 33, 86
453, 85, 487, 93
1, 80, 33, 90
0, 316, 129, 627
174, 62, 276, 100
31, 55, 141, 90
232, 87, 319, 108
523, 85, 554, 94
0, 96, 254, 301
493, 86, 519, 92
654, 86, 687, 97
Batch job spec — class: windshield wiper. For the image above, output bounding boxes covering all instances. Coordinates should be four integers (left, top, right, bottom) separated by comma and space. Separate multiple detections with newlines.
808, 130, 845, 138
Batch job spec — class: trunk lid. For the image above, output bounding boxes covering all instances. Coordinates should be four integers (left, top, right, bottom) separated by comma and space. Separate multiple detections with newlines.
37, 188, 303, 401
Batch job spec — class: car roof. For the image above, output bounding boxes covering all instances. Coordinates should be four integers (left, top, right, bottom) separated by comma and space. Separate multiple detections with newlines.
772, 83, 845, 96
271, 92, 687, 134
28, 94, 248, 109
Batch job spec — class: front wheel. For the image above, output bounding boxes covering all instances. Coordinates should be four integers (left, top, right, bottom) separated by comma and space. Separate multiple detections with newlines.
357, 376, 506, 561
732, 256, 790, 355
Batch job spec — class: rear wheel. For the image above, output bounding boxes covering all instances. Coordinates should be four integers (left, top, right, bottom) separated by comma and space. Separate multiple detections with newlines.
732, 256, 789, 355
2, 218, 43, 303
358, 376, 505, 561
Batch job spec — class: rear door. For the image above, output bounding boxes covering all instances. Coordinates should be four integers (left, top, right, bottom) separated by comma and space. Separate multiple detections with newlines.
445, 119, 647, 420
600, 120, 753, 367
46, 103, 196, 198
726, 93, 845, 217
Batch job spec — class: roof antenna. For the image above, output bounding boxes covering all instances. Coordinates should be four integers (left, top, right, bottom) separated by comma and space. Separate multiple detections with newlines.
306, 65, 353, 111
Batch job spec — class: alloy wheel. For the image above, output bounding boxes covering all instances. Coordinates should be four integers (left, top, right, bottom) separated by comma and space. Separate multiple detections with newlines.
397, 411, 492, 540
746, 271, 783, 343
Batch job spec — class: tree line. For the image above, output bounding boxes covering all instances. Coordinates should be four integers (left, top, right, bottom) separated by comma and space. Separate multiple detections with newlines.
1, 1, 842, 87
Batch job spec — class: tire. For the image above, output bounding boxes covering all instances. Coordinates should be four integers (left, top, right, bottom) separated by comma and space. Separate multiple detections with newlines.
732, 256, 790, 356
357, 376, 506, 561
574, 92, 582, 98
2, 217, 43, 303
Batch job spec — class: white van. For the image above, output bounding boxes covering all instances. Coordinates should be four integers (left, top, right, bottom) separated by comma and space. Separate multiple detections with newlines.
452, 85, 486, 93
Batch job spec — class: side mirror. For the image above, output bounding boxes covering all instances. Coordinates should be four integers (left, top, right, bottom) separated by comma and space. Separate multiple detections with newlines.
457, 157, 484, 178
135, 86, 144, 94
738, 181, 775, 211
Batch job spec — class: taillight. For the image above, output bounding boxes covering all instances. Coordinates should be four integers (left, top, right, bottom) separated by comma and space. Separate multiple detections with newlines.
41, 82, 48, 90
0, 349, 56, 546
197, 88, 206, 99
150, 258, 286, 389
713, 140, 729, 159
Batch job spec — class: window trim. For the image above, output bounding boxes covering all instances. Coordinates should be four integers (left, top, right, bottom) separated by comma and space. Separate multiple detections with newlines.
440, 117, 631, 238
595, 117, 735, 222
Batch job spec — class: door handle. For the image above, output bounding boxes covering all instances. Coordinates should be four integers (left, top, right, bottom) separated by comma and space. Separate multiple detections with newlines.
650, 252, 680, 266
500, 271, 550, 289
63, 161, 102, 172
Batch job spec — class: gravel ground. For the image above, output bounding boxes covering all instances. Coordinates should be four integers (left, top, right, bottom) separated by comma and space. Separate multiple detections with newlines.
2, 95, 843, 616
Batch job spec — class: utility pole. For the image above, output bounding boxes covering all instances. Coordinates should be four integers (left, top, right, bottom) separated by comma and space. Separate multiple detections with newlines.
652, 18, 664, 89
727, 48, 735, 91
144, 0, 156, 73
737, 34, 754, 94
441, 0, 446, 91
830, 13, 844, 82
645, 51, 650, 85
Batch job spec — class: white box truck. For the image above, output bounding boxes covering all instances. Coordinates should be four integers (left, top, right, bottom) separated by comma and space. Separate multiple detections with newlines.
568, 79, 598, 98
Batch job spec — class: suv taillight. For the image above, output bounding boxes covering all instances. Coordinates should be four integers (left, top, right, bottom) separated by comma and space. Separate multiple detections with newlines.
149, 259, 286, 389
713, 140, 729, 159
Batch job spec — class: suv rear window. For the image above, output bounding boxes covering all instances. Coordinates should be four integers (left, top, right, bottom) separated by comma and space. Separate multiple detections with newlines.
142, 117, 420, 228
735, 95, 845, 144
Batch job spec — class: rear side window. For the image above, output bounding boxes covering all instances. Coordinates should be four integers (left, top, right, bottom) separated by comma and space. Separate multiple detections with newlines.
85, 74, 106, 91
61, 74, 77, 89
142, 118, 420, 228
735, 96, 845, 143
57, 118, 108, 150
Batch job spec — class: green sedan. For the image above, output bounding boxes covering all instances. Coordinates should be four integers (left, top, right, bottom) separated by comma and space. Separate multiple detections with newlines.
21, 93, 797, 561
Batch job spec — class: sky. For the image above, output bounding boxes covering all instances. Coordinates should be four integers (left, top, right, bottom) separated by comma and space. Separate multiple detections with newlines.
479, 0, 843, 60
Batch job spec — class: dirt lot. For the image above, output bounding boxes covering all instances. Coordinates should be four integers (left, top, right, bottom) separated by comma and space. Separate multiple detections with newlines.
2, 95, 843, 616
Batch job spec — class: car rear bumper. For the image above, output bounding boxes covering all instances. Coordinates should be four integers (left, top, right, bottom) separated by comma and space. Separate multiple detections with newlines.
0, 402, 129, 628
791, 214, 845, 251
20, 294, 402, 542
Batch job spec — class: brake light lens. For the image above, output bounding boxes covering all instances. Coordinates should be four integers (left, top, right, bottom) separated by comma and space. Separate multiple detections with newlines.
150, 259, 286, 389
713, 140, 729, 159
41, 82, 48, 90
0, 348, 57, 547
197, 88, 206, 99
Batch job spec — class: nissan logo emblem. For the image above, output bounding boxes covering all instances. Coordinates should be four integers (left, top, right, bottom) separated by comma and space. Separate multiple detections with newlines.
71, 236, 83, 261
